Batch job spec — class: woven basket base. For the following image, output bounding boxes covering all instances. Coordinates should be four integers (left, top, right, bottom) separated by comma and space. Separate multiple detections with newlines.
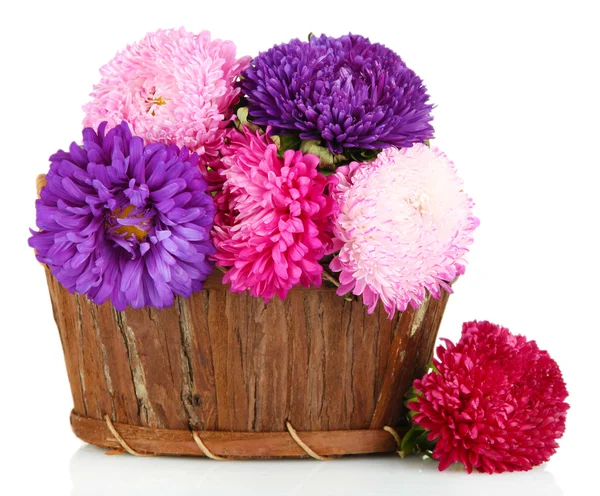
70, 411, 404, 459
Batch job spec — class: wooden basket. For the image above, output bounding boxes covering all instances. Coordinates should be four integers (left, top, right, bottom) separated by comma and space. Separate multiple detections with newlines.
44, 267, 450, 459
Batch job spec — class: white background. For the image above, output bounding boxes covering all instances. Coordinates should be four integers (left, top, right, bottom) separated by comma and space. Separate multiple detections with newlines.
1, 0, 598, 494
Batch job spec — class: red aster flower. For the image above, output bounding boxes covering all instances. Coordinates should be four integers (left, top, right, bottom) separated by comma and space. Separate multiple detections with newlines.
407, 321, 569, 474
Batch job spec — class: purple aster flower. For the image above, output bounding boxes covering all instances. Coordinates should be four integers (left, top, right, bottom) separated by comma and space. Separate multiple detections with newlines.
241, 34, 434, 155
29, 122, 216, 311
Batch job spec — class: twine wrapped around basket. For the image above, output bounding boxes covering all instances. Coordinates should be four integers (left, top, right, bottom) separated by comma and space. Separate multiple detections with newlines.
44, 266, 449, 459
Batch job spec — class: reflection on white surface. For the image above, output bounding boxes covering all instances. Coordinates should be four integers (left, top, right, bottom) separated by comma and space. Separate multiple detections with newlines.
70, 445, 563, 496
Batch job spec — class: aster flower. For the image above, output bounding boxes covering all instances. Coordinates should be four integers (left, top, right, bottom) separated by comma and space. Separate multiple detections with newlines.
83, 28, 250, 165
406, 321, 569, 474
28, 122, 215, 311
330, 144, 478, 317
241, 33, 433, 155
212, 127, 336, 300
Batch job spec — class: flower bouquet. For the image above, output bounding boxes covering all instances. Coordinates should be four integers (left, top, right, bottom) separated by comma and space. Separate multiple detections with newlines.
29, 29, 567, 470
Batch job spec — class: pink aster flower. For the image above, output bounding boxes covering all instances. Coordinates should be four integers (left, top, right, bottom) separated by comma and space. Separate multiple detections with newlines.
212, 127, 336, 300
407, 321, 569, 474
330, 144, 479, 317
83, 28, 250, 166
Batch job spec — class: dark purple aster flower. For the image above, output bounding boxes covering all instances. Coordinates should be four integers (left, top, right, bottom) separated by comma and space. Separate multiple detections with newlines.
29, 121, 216, 311
241, 34, 434, 155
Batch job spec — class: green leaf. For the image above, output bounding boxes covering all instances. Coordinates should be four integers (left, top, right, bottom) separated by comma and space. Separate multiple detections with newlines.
398, 424, 437, 459
299, 140, 346, 170
404, 385, 421, 409
276, 133, 302, 156
234, 107, 260, 133
405, 385, 419, 401
344, 147, 382, 163
234, 107, 248, 131
396, 384, 438, 459
236, 107, 249, 127
414, 430, 437, 454
399, 425, 424, 458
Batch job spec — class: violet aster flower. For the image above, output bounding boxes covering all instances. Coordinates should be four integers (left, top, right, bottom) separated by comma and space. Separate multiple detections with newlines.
241, 34, 433, 155
29, 122, 215, 311
212, 127, 336, 300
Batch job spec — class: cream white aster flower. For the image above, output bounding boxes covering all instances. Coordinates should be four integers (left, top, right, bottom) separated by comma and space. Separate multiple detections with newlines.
330, 144, 479, 317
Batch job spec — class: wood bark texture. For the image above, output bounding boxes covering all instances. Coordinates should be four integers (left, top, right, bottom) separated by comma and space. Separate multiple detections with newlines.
45, 268, 450, 457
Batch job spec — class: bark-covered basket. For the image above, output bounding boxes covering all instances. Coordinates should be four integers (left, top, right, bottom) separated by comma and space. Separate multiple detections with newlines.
39, 174, 451, 459
44, 272, 450, 459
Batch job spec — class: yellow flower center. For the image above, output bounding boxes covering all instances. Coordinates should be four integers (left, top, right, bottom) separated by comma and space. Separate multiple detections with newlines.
111, 205, 150, 242
146, 95, 168, 115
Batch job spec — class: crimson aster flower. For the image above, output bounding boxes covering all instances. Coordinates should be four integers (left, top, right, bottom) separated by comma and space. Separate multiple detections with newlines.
29, 122, 215, 310
241, 33, 433, 155
407, 321, 569, 474
83, 28, 250, 165
212, 127, 336, 300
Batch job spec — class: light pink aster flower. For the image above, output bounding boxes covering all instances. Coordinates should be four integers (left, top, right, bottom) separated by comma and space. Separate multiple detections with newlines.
330, 144, 479, 317
213, 127, 336, 301
83, 28, 250, 166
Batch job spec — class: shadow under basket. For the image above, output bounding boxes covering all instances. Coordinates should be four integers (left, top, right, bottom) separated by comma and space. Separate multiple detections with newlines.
44, 268, 450, 459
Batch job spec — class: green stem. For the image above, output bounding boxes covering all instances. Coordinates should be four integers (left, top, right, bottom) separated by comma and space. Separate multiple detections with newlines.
321, 269, 353, 302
